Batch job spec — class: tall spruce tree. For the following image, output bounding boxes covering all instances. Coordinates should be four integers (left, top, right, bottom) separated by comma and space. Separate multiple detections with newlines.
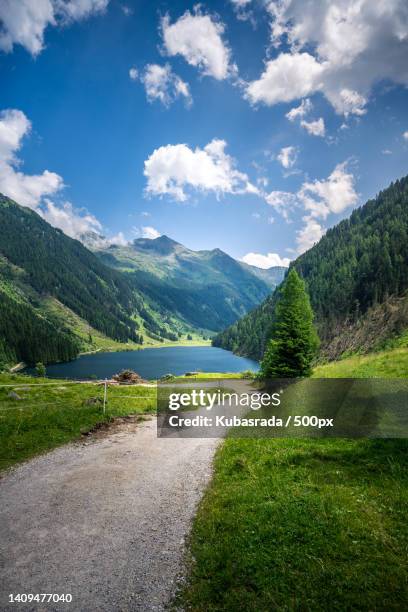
259, 269, 319, 378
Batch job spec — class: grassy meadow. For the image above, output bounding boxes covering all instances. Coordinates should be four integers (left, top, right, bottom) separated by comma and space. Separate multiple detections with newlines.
177, 348, 408, 610
0, 373, 156, 471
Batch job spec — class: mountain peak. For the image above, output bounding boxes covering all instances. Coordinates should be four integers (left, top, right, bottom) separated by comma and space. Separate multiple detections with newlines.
132, 234, 182, 255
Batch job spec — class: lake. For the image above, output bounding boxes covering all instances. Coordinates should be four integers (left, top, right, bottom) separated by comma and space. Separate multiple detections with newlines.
26, 346, 259, 380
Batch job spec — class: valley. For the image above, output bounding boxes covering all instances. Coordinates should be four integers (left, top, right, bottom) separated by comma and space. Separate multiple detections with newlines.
0, 194, 284, 370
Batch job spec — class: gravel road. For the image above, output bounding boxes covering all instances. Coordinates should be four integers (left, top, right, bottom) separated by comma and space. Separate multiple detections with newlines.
0, 417, 219, 611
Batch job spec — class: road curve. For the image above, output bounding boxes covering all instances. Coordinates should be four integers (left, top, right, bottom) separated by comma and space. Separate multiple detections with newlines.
0, 417, 218, 611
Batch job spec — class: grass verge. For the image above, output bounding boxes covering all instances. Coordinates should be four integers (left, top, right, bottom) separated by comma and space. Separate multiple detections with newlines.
178, 353, 408, 610
179, 437, 408, 610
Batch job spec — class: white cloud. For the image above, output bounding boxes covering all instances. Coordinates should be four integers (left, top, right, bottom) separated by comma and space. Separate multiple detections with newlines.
0, 108, 118, 242
276, 146, 297, 169
300, 117, 326, 137
161, 9, 235, 80
382, 149, 392, 155
141, 211, 151, 217
403, 131, 408, 141
0, 0, 109, 55
335, 89, 367, 117
42, 200, 102, 239
144, 138, 256, 202
298, 163, 358, 219
247, 0, 408, 115
141, 226, 161, 239
252, 212, 261, 219
241, 252, 290, 268
230, 0, 253, 21
286, 98, 313, 121
0, 109, 63, 208
106, 231, 128, 246
296, 217, 324, 254
263, 162, 358, 254
129, 67, 138, 80
141, 64, 192, 107
55, 0, 108, 22
265, 190, 297, 220
267, 216, 275, 224
246, 52, 325, 106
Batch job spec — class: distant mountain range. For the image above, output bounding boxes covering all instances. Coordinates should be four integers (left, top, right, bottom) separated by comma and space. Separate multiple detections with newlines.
87, 234, 285, 333
0, 194, 285, 366
214, 175, 408, 361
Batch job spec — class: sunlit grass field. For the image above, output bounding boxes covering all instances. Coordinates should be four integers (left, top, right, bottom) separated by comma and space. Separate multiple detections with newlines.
178, 349, 408, 610
0, 373, 156, 471
314, 346, 408, 378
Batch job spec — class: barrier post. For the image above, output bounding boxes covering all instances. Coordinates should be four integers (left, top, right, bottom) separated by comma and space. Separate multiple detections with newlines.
103, 379, 107, 415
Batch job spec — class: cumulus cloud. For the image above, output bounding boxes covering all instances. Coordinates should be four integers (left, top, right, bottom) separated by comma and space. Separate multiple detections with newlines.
0, 109, 63, 208
285, 98, 313, 121
246, 52, 325, 106
264, 162, 358, 253
140, 64, 192, 107
0, 0, 109, 55
246, 0, 408, 115
140, 226, 161, 239
161, 9, 235, 80
144, 138, 257, 202
403, 131, 408, 141
298, 163, 358, 219
300, 117, 325, 137
42, 200, 102, 239
276, 146, 297, 169
0, 108, 116, 242
241, 251, 290, 269
296, 217, 324, 254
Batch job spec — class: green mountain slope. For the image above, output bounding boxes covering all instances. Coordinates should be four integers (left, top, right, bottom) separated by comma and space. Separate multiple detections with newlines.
90, 235, 286, 332
0, 194, 147, 365
0, 194, 285, 367
213, 175, 408, 361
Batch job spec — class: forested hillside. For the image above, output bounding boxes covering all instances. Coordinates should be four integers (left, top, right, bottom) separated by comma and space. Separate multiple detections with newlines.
0, 195, 146, 366
213, 175, 408, 361
90, 235, 286, 332
0, 195, 284, 367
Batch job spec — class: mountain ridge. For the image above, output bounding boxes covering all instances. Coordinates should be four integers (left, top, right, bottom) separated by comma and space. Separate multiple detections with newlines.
89, 233, 286, 332
213, 175, 408, 361
0, 194, 285, 366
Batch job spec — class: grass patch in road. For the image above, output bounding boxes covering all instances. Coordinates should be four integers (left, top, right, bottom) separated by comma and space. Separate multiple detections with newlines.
0, 373, 156, 471
180, 437, 408, 611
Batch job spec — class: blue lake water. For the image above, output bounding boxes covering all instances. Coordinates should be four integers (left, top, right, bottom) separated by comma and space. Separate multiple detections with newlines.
26, 346, 259, 380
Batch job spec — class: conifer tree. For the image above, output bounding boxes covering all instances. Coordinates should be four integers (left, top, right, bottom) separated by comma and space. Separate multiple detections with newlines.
259, 269, 319, 378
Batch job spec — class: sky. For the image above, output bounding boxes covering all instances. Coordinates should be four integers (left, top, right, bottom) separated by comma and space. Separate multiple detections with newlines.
0, 0, 408, 268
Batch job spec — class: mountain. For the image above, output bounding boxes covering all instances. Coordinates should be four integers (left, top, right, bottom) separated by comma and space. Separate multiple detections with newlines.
0, 193, 285, 367
213, 175, 408, 361
0, 194, 145, 366
90, 235, 286, 333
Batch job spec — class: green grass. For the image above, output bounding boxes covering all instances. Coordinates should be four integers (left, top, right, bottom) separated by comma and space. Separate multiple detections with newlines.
178, 350, 408, 610
179, 437, 408, 611
0, 373, 156, 471
314, 346, 408, 378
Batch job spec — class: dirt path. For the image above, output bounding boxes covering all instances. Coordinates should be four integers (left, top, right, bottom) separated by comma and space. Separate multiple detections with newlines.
0, 417, 219, 611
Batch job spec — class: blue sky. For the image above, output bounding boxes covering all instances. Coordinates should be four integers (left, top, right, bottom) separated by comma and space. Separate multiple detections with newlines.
0, 0, 407, 267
